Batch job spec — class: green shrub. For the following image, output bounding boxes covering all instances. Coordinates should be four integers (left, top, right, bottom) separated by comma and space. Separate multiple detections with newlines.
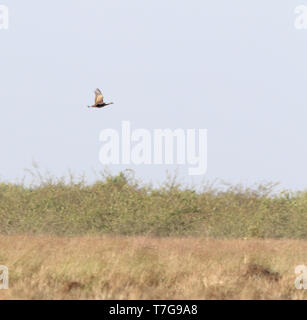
0, 171, 306, 238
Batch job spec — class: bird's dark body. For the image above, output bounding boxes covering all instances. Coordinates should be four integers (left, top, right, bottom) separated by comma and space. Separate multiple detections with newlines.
88, 102, 113, 108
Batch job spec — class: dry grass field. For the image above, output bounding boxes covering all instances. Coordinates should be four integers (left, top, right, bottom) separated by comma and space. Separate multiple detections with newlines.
0, 172, 306, 299
0, 235, 306, 300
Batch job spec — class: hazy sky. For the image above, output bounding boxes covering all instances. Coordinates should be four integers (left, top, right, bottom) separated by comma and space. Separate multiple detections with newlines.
1, 1, 307, 190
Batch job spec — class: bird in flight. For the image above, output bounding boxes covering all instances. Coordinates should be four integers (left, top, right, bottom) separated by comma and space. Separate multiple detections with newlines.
88, 88, 113, 108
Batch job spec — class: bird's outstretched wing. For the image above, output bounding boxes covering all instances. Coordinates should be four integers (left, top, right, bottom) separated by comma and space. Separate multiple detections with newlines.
94, 88, 104, 105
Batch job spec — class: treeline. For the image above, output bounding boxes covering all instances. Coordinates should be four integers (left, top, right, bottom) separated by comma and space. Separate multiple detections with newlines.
0, 170, 306, 238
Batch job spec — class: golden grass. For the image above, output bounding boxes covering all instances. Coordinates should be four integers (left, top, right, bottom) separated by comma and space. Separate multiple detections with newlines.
0, 235, 306, 299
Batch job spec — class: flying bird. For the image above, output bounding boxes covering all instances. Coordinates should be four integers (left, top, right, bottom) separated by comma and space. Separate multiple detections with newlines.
88, 88, 113, 108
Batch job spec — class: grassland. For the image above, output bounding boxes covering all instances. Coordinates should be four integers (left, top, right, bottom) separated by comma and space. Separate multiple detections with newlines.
0, 170, 306, 299
0, 235, 306, 299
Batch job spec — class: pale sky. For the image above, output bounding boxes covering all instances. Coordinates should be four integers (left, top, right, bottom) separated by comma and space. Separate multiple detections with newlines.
1, 1, 307, 190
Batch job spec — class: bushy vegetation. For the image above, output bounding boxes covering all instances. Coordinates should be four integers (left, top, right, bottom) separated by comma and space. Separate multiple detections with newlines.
0, 169, 306, 238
